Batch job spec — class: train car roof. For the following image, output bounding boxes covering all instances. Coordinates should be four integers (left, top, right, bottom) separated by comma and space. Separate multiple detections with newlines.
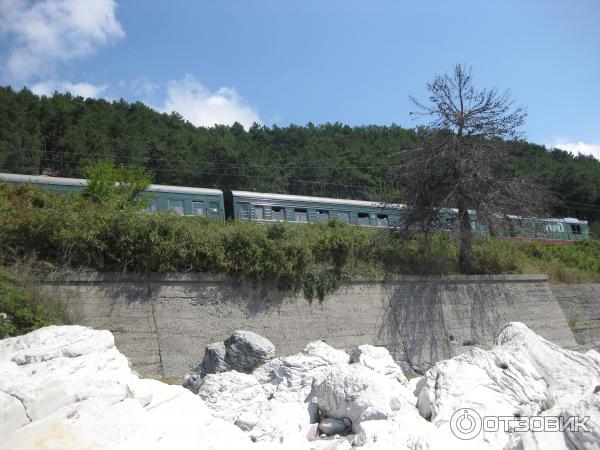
146, 184, 223, 195
1, 173, 87, 187
505, 213, 587, 225
0, 173, 223, 196
229, 190, 405, 209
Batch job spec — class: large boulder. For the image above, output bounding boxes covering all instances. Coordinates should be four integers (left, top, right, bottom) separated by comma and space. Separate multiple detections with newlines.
416, 322, 600, 449
349, 345, 407, 384
197, 370, 268, 423
184, 330, 276, 393
254, 340, 349, 402
202, 341, 230, 374
0, 326, 251, 450
225, 330, 276, 372
311, 364, 409, 433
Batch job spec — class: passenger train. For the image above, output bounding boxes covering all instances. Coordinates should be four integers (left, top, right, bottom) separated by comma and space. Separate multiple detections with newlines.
0, 173, 589, 242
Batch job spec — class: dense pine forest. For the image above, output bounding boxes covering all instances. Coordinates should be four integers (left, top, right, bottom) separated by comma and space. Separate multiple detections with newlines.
1, 86, 599, 222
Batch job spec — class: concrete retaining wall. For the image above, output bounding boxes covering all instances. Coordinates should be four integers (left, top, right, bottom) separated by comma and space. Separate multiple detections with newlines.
551, 284, 600, 349
42, 273, 577, 378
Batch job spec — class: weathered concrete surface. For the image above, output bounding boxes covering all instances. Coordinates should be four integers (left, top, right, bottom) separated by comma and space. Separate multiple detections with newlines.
551, 284, 600, 349
42, 273, 577, 378
386, 276, 578, 373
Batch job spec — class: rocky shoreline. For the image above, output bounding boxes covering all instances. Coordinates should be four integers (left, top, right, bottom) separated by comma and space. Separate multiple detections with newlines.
1, 323, 599, 449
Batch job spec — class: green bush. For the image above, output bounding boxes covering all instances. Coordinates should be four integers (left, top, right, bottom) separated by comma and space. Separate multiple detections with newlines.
0, 268, 69, 338
372, 231, 459, 275
84, 159, 152, 210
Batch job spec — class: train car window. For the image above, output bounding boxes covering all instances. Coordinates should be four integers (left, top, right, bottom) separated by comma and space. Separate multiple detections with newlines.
357, 213, 370, 226
337, 211, 350, 223
272, 206, 285, 221
294, 208, 308, 223
570, 224, 582, 235
239, 203, 250, 220
377, 214, 389, 227
144, 198, 158, 213
168, 199, 184, 214
208, 201, 220, 218
317, 210, 329, 221
191, 201, 205, 216
254, 205, 264, 220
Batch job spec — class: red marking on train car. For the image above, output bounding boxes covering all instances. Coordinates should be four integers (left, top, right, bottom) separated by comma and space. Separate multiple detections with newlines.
503, 237, 573, 244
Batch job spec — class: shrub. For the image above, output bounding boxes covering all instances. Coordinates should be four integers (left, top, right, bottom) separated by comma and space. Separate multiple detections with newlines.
84, 159, 152, 210
0, 267, 69, 338
372, 231, 459, 275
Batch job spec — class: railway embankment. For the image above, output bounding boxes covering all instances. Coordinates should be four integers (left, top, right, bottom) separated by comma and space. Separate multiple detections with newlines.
39, 272, 595, 379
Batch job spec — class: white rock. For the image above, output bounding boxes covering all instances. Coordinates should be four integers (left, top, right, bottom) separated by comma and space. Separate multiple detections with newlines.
0, 326, 249, 450
9, 378, 73, 421
253, 341, 349, 402
586, 349, 600, 367
249, 399, 314, 445
0, 390, 29, 434
416, 322, 600, 449
561, 393, 600, 449
312, 364, 408, 432
0, 325, 114, 364
2, 322, 600, 450
416, 346, 550, 423
496, 322, 600, 403
350, 345, 407, 383
353, 410, 480, 450
198, 370, 268, 423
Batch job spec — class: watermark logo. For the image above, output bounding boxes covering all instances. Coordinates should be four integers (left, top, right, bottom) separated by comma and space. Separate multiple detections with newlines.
450, 408, 590, 440
450, 408, 482, 440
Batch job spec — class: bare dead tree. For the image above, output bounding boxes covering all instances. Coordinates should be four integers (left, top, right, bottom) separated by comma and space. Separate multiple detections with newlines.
394, 64, 549, 273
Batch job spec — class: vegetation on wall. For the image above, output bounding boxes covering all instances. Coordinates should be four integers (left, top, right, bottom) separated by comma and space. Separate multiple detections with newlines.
1, 184, 599, 304
0, 266, 70, 338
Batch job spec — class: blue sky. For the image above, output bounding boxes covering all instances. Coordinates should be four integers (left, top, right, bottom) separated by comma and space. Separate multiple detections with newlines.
1, 0, 599, 158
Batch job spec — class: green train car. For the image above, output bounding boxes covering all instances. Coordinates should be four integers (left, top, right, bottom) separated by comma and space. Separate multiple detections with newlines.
225, 190, 403, 227
0, 173, 225, 219
0, 173, 589, 242
499, 215, 589, 242
436, 208, 589, 242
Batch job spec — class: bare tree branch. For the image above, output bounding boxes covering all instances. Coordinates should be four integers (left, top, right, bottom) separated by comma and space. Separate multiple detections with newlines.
392, 64, 549, 272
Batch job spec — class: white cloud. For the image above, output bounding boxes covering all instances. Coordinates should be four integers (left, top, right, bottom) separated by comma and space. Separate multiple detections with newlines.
549, 138, 600, 161
119, 78, 160, 98
161, 74, 261, 128
30, 80, 107, 98
0, 0, 124, 81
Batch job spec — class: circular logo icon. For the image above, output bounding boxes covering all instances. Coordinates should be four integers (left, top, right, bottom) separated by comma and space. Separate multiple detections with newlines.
450, 408, 482, 440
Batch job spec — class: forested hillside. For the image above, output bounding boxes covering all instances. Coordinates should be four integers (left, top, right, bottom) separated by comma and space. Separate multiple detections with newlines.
1, 86, 599, 221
